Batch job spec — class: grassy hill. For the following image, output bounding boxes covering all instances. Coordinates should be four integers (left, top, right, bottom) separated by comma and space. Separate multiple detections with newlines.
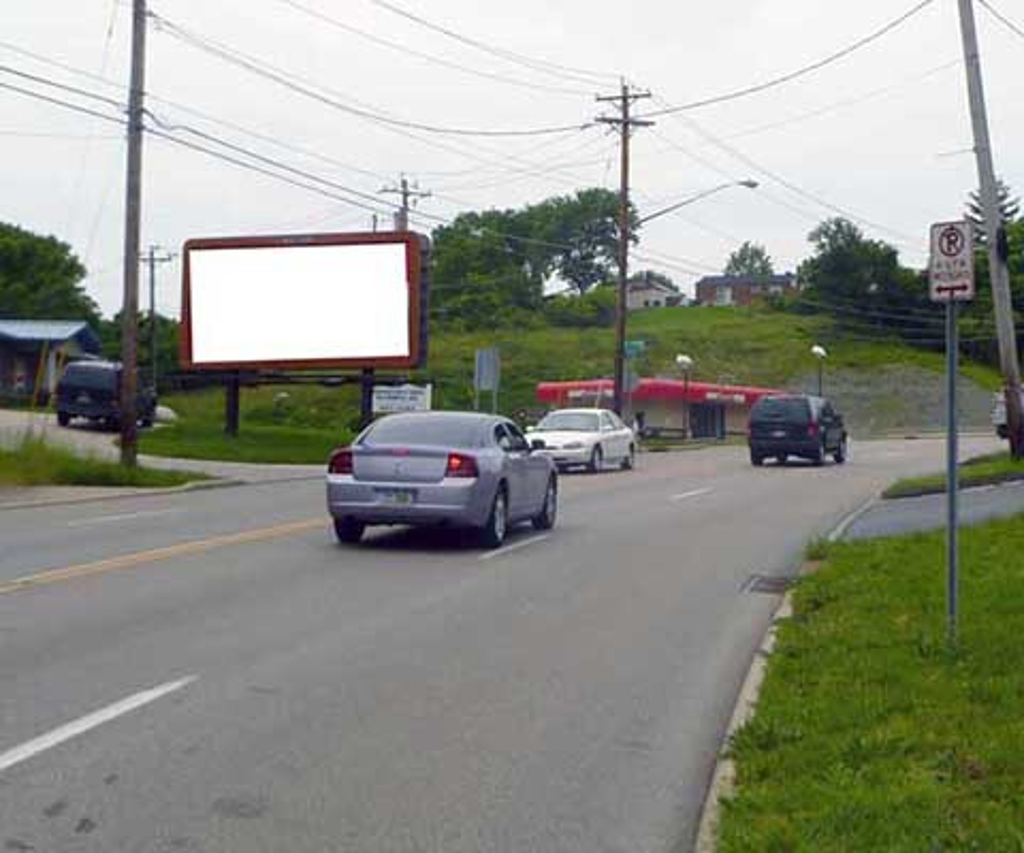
141, 307, 1002, 462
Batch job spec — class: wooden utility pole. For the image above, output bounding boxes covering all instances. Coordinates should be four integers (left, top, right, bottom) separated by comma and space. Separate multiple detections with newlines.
381, 175, 431, 231
957, 0, 1024, 457
597, 83, 652, 415
119, 0, 147, 466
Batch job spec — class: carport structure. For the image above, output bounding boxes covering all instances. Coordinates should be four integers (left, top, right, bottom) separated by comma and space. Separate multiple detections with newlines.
536, 377, 781, 439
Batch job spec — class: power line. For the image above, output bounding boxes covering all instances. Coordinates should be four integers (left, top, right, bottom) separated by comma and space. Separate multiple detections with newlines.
978, 0, 1024, 40
661, 104, 925, 249
0, 79, 126, 127
275, 0, 590, 96
643, 0, 939, 117
152, 13, 593, 138
0, 63, 124, 110
364, 0, 620, 87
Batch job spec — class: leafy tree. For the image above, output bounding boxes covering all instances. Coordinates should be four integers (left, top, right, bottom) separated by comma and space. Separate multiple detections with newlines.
796, 218, 930, 336
0, 222, 99, 324
629, 269, 677, 291
967, 178, 1021, 242
100, 312, 181, 391
725, 241, 774, 278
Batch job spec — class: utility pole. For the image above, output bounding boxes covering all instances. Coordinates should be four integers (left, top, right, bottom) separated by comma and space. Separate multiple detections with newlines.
143, 245, 174, 393
957, 0, 1024, 458
381, 175, 431, 231
597, 82, 653, 416
119, 0, 147, 467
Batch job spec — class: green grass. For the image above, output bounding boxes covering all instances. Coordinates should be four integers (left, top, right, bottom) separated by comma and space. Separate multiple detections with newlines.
884, 451, 1024, 499
140, 421, 347, 465
719, 516, 1024, 852
0, 433, 204, 488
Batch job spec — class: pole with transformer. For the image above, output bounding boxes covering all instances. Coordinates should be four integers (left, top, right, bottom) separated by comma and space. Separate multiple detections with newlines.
957, 0, 1024, 458
381, 176, 431, 232
597, 83, 653, 416
118, 0, 147, 466
143, 245, 175, 393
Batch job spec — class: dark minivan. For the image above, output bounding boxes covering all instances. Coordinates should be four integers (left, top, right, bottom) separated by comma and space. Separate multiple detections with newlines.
56, 361, 156, 430
748, 394, 848, 466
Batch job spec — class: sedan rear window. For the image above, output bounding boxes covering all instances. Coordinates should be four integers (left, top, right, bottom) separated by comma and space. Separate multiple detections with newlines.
537, 412, 601, 432
362, 415, 484, 448
751, 397, 811, 424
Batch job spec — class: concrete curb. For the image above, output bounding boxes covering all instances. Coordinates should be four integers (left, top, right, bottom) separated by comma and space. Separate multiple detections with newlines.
692, 498, 876, 852
883, 472, 1024, 501
0, 477, 246, 512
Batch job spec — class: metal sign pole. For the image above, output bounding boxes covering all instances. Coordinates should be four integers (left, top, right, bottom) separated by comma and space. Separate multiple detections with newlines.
946, 298, 959, 647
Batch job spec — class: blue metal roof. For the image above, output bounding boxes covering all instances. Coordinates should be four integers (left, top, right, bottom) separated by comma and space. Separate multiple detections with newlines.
0, 319, 101, 353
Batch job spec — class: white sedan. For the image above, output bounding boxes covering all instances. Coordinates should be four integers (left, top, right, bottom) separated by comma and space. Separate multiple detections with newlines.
528, 408, 636, 473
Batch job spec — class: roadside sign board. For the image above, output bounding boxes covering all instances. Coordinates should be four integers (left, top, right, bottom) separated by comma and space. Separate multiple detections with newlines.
474, 347, 501, 393
929, 221, 975, 302
372, 383, 432, 414
624, 340, 646, 359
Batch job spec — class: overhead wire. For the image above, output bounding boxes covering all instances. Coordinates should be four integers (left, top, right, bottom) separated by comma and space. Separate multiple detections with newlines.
364, 0, 620, 87
151, 13, 592, 138
274, 0, 591, 96
978, 0, 1024, 40
643, 0, 939, 117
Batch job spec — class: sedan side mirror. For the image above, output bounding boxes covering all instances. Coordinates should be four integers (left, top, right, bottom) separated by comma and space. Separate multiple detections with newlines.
530, 438, 546, 451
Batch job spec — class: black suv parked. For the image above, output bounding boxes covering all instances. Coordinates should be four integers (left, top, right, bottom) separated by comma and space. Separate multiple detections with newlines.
55, 361, 156, 431
748, 394, 848, 466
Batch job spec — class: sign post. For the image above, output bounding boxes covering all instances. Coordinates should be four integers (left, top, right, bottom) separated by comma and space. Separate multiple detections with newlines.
929, 220, 975, 647
474, 347, 501, 413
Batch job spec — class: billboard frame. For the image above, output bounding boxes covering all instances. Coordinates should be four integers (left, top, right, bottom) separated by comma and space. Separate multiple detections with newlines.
180, 230, 427, 372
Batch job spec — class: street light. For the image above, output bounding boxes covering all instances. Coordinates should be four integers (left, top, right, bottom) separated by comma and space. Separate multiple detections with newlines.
676, 353, 694, 438
639, 180, 759, 226
811, 344, 828, 396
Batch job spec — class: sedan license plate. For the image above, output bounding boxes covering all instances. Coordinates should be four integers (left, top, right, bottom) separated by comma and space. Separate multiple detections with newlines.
377, 488, 415, 506
772, 430, 787, 438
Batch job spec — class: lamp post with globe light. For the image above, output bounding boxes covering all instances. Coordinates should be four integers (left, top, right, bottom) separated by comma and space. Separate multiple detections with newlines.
676, 354, 694, 438
811, 345, 828, 396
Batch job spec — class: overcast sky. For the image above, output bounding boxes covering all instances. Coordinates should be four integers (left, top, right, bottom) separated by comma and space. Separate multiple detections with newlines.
4, 0, 1022, 317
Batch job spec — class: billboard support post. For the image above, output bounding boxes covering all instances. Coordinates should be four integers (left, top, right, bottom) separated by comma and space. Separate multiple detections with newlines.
360, 368, 375, 430
225, 372, 240, 437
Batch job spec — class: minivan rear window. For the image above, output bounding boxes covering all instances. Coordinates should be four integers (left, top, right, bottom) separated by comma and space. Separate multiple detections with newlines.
751, 397, 811, 423
59, 364, 118, 392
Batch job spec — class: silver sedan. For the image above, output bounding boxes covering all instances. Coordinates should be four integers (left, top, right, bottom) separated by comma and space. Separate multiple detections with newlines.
326, 412, 558, 548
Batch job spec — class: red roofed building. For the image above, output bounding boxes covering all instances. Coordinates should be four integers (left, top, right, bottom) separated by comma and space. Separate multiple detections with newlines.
536, 377, 782, 439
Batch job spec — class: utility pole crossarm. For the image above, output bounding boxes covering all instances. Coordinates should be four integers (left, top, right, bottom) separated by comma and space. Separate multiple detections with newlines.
380, 175, 431, 232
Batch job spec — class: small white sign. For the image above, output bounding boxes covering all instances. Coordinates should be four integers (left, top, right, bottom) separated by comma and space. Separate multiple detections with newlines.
372, 384, 432, 414
929, 221, 975, 302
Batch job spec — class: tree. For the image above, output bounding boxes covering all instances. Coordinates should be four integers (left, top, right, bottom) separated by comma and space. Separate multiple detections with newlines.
796, 218, 930, 336
0, 222, 99, 324
629, 269, 677, 291
725, 242, 774, 278
100, 312, 181, 391
967, 178, 1021, 242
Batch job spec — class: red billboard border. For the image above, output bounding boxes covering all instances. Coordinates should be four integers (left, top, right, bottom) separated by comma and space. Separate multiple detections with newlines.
180, 230, 425, 372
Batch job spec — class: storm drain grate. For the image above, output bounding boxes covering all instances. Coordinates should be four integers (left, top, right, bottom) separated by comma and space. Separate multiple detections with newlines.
742, 574, 798, 595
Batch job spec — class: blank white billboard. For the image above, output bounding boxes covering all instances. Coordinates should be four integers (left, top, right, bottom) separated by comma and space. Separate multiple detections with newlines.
186, 241, 412, 366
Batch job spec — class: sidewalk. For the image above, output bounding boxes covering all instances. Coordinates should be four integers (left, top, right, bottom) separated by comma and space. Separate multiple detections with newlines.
844, 479, 1024, 540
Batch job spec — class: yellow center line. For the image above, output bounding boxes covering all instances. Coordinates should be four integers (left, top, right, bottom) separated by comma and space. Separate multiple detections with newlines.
0, 518, 325, 597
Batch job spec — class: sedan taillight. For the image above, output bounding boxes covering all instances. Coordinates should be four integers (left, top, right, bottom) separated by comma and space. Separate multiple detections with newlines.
445, 453, 479, 479
328, 448, 353, 475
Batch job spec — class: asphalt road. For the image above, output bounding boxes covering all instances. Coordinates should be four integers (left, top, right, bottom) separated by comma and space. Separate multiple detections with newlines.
0, 436, 1000, 852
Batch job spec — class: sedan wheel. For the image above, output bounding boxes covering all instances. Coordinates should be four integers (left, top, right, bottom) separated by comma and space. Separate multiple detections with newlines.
480, 488, 508, 549
588, 445, 603, 474
620, 445, 636, 471
532, 478, 558, 531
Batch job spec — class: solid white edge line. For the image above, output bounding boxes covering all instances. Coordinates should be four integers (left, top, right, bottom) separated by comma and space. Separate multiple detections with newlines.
670, 488, 713, 502
479, 534, 550, 562
0, 676, 198, 775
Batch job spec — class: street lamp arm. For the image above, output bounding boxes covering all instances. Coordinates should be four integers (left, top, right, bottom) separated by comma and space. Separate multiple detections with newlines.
638, 179, 758, 226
